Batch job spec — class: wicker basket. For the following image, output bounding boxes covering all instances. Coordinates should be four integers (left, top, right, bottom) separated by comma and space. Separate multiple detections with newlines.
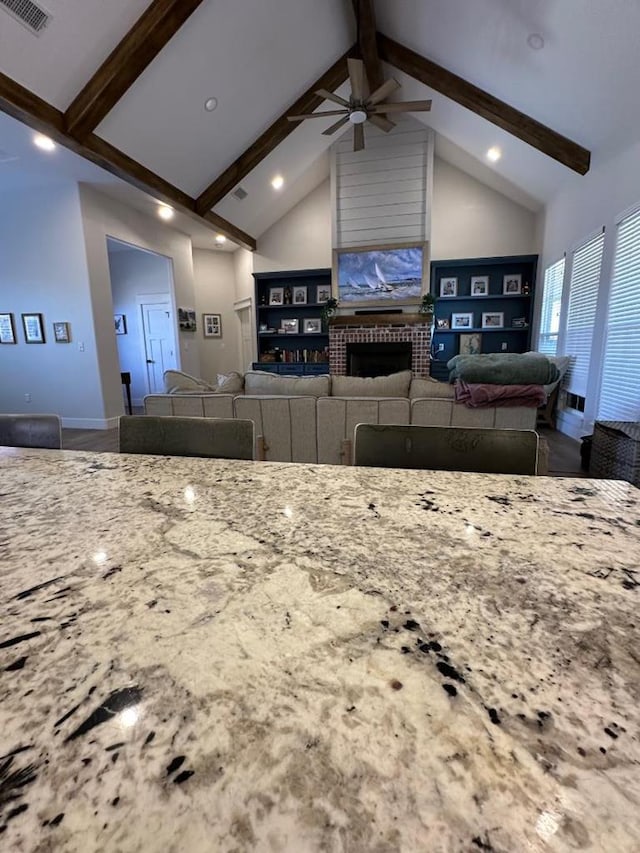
591, 421, 640, 486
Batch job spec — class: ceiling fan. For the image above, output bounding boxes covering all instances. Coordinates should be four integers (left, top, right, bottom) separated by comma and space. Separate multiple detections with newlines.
287, 57, 432, 152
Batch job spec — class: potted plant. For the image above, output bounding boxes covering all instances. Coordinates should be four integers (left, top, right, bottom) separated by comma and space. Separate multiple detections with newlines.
321, 297, 338, 325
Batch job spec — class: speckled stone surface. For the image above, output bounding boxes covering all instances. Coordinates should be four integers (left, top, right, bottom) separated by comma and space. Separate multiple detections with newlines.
0, 447, 639, 852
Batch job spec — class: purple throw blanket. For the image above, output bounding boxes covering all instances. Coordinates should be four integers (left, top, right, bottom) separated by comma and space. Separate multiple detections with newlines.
455, 380, 546, 409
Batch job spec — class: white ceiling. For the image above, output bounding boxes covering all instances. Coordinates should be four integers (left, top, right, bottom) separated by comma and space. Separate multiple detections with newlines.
1, 0, 640, 247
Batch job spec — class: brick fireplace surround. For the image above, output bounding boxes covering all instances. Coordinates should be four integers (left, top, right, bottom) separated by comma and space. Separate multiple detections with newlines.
329, 314, 432, 377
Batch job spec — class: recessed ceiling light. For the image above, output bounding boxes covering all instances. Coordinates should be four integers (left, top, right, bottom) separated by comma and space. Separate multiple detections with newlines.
215, 234, 227, 244
204, 97, 218, 112
271, 174, 284, 190
33, 133, 55, 152
157, 204, 174, 221
486, 147, 502, 163
527, 33, 544, 50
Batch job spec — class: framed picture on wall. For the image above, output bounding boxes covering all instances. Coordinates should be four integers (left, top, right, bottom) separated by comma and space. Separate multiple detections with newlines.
22, 313, 45, 343
203, 313, 222, 337
0, 313, 16, 344
53, 322, 71, 343
333, 242, 427, 307
114, 314, 127, 335
459, 333, 482, 355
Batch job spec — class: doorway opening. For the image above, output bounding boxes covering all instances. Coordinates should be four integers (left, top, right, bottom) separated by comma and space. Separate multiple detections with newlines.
107, 237, 178, 409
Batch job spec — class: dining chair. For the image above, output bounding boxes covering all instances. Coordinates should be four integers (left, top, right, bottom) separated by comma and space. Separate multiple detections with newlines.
0, 414, 62, 449
353, 423, 539, 475
119, 415, 255, 460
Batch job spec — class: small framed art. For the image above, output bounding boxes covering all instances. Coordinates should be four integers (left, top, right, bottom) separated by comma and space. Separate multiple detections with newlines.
459, 333, 482, 355
470, 276, 489, 296
269, 287, 284, 305
22, 313, 45, 344
53, 322, 71, 343
178, 308, 196, 331
114, 314, 127, 335
482, 312, 504, 328
293, 286, 307, 304
503, 274, 522, 295
303, 317, 322, 334
451, 312, 473, 330
282, 318, 299, 334
436, 317, 450, 329
0, 313, 16, 344
316, 285, 331, 303
440, 277, 458, 297
203, 313, 222, 337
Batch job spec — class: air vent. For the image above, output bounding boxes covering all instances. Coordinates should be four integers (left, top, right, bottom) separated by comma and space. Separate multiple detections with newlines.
232, 186, 248, 200
0, 0, 51, 34
0, 148, 19, 164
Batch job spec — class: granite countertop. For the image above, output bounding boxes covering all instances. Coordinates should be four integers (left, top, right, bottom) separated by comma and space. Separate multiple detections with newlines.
0, 447, 639, 852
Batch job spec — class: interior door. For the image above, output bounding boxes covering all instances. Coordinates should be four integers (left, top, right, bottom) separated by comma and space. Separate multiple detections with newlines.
238, 305, 254, 370
141, 302, 176, 393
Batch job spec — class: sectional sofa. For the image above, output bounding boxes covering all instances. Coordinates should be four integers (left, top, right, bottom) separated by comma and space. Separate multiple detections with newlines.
144, 369, 539, 466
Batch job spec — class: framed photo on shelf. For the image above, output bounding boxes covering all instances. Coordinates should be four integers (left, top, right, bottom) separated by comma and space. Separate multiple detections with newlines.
282, 318, 299, 334
470, 276, 489, 296
436, 317, 450, 329
53, 322, 71, 343
439, 277, 458, 297
114, 314, 127, 335
451, 312, 473, 330
203, 313, 222, 338
0, 313, 16, 344
293, 286, 307, 305
459, 332, 482, 355
482, 312, 504, 328
269, 287, 284, 305
22, 313, 45, 343
503, 274, 522, 295
316, 285, 331, 303
303, 317, 322, 334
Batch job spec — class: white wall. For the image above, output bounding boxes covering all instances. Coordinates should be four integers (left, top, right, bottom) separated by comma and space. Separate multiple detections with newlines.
0, 184, 108, 427
192, 248, 241, 381
79, 184, 199, 422
107, 245, 175, 405
253, 180, 332, 273
431, 158, 538, 260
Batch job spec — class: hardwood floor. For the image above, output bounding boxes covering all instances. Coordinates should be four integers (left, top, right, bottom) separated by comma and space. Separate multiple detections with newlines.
62, 423, 586, 476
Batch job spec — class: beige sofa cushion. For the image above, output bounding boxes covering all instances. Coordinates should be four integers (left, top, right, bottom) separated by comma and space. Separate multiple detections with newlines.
331, 370, 412, 398
317, 397, 411, 464
163, 370, 216, 393
244, 370, 330, 397
409, 377, 455, 399
234, 396, 318, 463
410, 398, 537, 430
216, 371, 244, 394
144, 394, 235, 418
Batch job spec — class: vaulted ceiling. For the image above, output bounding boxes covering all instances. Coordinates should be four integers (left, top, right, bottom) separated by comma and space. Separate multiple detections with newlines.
1, 0, 639, 250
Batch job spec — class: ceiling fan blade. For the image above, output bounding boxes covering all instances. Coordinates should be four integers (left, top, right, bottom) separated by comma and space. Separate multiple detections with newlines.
370, 100, 432, 113
322, 115, 351, 136
348, 57, 366, 101
353, 123, 365, 152
315, 89, 350, 107
366, 77, 400, 106
287, 110, 349, 121
367, 113, 395, 133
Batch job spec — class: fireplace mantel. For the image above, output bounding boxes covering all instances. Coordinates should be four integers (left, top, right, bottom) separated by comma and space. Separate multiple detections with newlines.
330, 312, 432, 327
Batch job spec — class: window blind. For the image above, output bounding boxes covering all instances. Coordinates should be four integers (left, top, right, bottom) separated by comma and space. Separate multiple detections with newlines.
537, 258, 564, 355
564, 232, 604, 398
598, 207, 640, 420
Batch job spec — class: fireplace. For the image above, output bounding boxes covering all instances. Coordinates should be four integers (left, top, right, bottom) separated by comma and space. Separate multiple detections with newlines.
347, 342, 412, 377
329, 314, 431, 377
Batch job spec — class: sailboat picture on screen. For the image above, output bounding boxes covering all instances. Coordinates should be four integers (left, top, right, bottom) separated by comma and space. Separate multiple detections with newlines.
333, 242, 428, 307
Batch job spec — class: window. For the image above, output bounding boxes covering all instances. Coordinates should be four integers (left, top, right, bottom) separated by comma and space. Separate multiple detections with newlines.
598, 207, 640, 420
564, 231, 604, 401
537, 258, 564, 355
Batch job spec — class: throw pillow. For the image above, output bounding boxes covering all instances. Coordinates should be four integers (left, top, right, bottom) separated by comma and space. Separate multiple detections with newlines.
216, 372, 244, 394
164, 370, 216, 394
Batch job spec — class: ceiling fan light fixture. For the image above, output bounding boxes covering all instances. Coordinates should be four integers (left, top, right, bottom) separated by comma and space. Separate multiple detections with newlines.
486, 146, 502, 163
271, 174, 284, 190
349, 109, 367, 125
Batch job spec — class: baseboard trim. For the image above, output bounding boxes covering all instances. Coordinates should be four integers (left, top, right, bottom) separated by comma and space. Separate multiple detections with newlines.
62, 417, 119, 430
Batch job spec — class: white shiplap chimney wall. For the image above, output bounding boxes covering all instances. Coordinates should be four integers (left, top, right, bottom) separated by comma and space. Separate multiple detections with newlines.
331, 117, 434, 249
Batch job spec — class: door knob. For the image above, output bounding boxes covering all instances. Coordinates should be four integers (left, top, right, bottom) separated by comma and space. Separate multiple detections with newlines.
146, 359, 155, 364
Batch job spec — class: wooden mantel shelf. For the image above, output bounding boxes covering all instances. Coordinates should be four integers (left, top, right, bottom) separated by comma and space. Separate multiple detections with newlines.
329, 312, 432, 327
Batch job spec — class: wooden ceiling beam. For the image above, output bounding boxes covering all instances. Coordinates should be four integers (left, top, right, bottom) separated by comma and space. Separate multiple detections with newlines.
0, 72, 256, 251
65, 0, 207, 140
378, 33, 590, 175
195, 48, 354, 214
351, 0, 384, 92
